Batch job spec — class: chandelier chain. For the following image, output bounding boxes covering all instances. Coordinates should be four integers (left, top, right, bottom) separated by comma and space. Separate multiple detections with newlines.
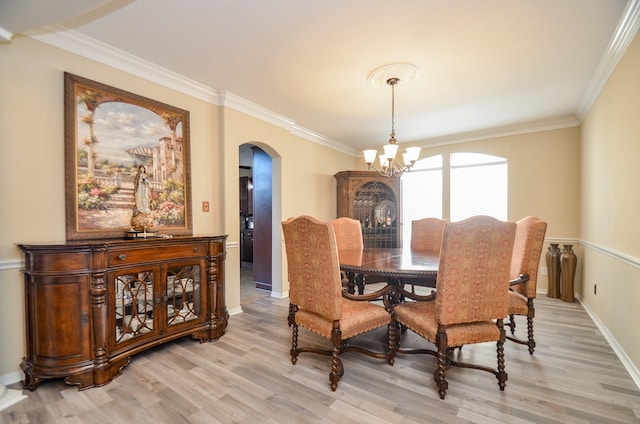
391, 80, 395, 138
388, 77, 398, 143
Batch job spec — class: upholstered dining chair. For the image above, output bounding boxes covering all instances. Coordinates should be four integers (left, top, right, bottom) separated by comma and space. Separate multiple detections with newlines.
406, 217, 447, 290
331, 217, 364, 292
391, 215, 517, 399
282, 215, 395, 391
331, 217, 386, 294
410, 217, 447, 253
505, 216, 547, 354
332, 217, 364, 251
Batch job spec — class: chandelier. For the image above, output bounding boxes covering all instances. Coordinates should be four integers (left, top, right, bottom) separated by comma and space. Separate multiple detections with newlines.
363, 75, 421, 177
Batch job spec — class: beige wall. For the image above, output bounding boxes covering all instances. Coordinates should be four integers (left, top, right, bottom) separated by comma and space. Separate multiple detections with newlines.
417, 127, 582, 295
0, 37, 223, 255
220, 107, 357, 301
580, 29, 640, 378
1, 29, 639, 387
418, 127, 581, 235
0, 36, 357, 379
0, 37, 221, 379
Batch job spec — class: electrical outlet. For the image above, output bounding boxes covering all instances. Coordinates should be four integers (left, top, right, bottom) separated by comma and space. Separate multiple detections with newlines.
541, 267, 548, 276
202, 201, 210, 212
594, 283, 597, 295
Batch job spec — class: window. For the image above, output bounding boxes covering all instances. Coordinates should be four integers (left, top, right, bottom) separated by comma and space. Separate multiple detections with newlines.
401, 155, 443, 243
401, 152, 507, 241
450, 153, 507, 221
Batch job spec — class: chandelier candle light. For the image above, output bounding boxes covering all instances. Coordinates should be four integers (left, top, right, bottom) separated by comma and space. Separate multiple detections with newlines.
364, 70, 421, 177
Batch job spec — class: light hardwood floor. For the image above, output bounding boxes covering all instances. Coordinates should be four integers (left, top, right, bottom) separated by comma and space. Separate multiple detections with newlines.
2, 265, 640, 423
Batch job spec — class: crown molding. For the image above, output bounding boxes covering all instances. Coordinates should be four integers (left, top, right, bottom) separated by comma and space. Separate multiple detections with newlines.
27, 0, 639, 157
31, 26, 219, 104
220, 91, 357, 155
0, 25, 13, 42
291, 125, 359, 156
30, 26, 356, 156
220, 91, 295, 129
576, 0, 640, 120
419, 115, 581, 148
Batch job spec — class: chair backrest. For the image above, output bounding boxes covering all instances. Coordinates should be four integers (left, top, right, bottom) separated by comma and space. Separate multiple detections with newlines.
410, 217, 447, 253
436, 215, 516, 325
331, 217, 364, 251
509, 216, 548, 299
282, 215, 343, 320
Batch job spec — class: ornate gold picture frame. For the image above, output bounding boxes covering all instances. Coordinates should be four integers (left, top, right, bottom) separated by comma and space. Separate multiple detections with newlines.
64, 72, 192, 240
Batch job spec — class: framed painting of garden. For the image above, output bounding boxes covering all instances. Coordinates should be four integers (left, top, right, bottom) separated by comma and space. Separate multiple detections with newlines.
64, 72, 193, 240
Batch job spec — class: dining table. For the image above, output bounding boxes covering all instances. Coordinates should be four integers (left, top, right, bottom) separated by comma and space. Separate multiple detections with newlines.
338, 246, 440, 295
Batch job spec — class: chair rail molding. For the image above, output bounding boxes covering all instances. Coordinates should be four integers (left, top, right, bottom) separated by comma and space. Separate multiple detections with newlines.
579, 239, 640, 270
0, 259, 21, 272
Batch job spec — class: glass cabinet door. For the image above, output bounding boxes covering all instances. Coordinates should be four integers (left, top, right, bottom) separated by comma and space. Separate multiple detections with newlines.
114, 270, 155, 344
165, 264, 202, 327
354, 181, 398, 248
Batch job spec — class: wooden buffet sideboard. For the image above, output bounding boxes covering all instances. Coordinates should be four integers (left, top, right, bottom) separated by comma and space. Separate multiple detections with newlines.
18, 235, 228, 390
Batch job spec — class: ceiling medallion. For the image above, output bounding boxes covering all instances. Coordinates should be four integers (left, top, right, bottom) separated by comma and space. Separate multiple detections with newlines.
367, 63, 419, 87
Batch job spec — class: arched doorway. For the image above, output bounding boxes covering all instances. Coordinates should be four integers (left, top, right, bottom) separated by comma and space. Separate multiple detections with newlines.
238, 143, 283, 303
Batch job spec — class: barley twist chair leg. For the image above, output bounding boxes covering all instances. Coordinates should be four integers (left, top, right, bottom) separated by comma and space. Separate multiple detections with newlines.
290, 323, 299, 364
496, 323, 508, 391
497, 343, 507, 390
387, 322, 396, 365
508, 313, 516, 334
330, 344, 341, 391
435, 330, 449, 399
527, 316, 535, 354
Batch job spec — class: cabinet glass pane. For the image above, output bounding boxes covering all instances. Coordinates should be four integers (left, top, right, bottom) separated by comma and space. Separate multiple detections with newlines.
354, 181, 397, 248
115, 271, 155, 344
166, 264, 201, 326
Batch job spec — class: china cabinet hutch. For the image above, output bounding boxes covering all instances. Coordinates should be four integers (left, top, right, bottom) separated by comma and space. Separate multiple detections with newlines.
18, 235, 228, 390
334, 171, 402, 248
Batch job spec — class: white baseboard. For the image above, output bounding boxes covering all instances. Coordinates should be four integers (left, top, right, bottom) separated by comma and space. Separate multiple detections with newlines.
577, 295, 640, 389
0, 371, 22, 386
228, 306, 243, 316
536, 289, 640, 390
0, 385, 26, 411
271, 290, 289, 299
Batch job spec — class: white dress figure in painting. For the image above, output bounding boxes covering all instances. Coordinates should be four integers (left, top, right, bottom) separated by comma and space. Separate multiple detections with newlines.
131, 165, 154, 231
134, 165, 151, 214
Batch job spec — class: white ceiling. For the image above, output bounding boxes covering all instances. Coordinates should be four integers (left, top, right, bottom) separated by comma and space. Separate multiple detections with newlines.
1, 0, 638, 154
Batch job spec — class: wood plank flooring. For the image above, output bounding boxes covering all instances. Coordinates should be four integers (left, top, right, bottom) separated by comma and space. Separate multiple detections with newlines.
2, 265, 639, 423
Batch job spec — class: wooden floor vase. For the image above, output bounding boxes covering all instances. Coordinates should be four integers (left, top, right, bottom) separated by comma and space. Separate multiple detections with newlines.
545, 243, 561, 298
560, 244, 577, 302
